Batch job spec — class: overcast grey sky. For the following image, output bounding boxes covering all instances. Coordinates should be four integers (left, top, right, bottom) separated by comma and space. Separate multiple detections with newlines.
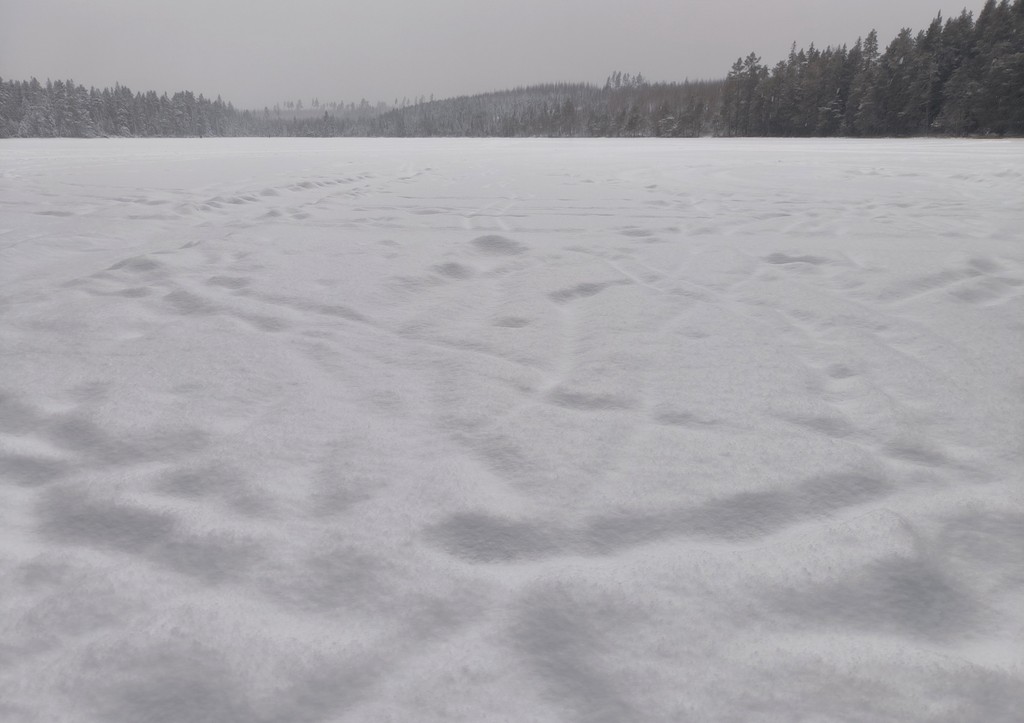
2, 0, 982, 109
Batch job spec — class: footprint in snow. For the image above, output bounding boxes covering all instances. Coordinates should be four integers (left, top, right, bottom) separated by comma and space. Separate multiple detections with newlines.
471, 235, 527, 256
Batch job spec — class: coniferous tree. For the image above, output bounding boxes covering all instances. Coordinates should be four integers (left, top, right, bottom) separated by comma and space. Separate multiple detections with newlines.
852, 30, 884, 134
880, 28, 921, 135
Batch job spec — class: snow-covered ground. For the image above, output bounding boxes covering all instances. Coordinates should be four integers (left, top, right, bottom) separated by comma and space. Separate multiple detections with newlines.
1, 138, 1022, 722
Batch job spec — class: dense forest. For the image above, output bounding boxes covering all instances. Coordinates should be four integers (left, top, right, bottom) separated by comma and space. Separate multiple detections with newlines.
0, 76, 722, 139
2, 0, 1021, 138
721, 0, 1024, 136
370, 78, 723, 137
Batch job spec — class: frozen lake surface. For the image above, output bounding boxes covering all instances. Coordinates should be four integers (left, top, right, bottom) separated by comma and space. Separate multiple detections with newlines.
2, 138, 1023, 721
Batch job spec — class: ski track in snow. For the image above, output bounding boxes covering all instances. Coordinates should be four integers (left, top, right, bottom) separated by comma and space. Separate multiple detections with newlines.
1, 138, 1023, 722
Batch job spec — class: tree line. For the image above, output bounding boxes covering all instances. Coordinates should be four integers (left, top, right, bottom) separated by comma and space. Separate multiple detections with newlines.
0, 76, 722, 139
2, 0, 1020, 139
368, 80, 723, 137
721, 0, 1023, 136
0, 79, 392, 138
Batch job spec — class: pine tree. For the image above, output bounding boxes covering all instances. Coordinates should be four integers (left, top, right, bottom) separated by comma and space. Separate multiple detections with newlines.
880, 28, 921, 134
851, 30, 884, 134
